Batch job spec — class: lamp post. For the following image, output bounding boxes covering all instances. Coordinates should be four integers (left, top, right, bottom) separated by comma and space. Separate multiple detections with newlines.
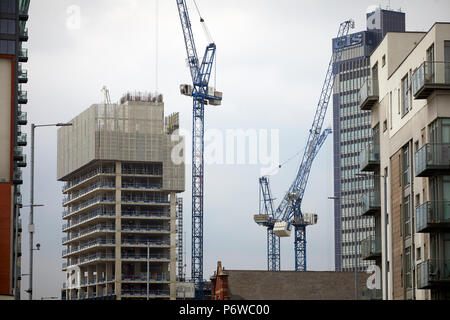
356, 172, 388, 300
28, 122, 72, 300
13, 203, 43, 300
328, 195, 359, 300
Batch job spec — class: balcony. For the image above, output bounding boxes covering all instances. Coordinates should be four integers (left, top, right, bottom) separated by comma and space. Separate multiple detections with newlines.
14, 147, 24, 161
19, 0, 30, 20
15, 194, 22, 206
412, 61, 450, 99
18, 48, 28, 62
17, 133, 27, 146
359, 78, 379, 110
18, 66, 28, 84
359, 143, 380, 172
18, 87, 27, 104
361, 190, 381, 216
18, 111, 27, 125
414, 143, 450, 177
19, 27, 28, 42
417, 259, 450, 289
13, 171, 23, 185
416, 201, 450, 233
361, 235, 381, 261
17, 154, 27, 168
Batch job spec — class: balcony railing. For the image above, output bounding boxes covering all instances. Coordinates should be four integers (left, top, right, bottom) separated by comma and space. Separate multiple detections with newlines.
19, 0, 30, 16
359, 78, 379, 110
63, 181, 115, 205
62, 166, 115, 193
361, 235, 381, 260
121, 239, 170, 247
417, 259, 450, 289
412, 61, 450, 99
17, 133, 27, 146
361, 190, 381, 216
122, 274, 169, 282
18, 66, 28, 83
121, 211, 170, 219
121, 289, 170, 297
13, 170, 23, 184
121, 253, 170, 261
14, 147, 24, 161
359, 143, 380, 172
414, 143, 450, 177
18, 88, 27, 104
63, 209, 115, 231
18, 47, 28, 62
19, 27, 28, 41
416, 201, 450, 233
17, 111, 27, 125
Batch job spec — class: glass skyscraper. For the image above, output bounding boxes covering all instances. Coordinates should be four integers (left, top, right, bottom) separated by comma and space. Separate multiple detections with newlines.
332, 8, 405, 272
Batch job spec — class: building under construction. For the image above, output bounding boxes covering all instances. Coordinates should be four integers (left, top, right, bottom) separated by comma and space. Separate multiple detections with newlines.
57, 92, 185, 300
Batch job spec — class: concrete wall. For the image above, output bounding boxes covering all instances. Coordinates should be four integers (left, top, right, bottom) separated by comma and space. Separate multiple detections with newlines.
225, 270, 370, 300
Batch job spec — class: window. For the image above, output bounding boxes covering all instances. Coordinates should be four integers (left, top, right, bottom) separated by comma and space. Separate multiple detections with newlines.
404, 247, 412, 289
401, 74, 410, 116
402, 144, 410, 187
416, 247, 422, 261
382, 55, 386, 67
426, 44, 435, 62
403, 195, 411, 237
0, 19, 15, 34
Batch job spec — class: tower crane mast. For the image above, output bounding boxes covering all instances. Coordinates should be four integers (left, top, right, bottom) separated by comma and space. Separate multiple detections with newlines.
254, 19, 354, 271
176, 0, 222, 298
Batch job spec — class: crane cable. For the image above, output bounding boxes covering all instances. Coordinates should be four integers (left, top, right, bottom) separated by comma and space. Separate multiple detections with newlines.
192, 0, 217, 88
192, 0, 214, 44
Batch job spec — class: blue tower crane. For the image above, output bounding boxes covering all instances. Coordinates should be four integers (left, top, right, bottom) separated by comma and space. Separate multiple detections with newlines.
254, 19, 354, 271
176, 0, 222, 298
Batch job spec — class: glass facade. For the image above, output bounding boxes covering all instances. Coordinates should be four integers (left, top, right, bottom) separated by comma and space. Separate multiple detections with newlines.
332, 8, 405, 272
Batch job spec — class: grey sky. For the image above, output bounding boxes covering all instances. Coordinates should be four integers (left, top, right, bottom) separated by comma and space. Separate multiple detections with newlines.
20, 0, 450, 299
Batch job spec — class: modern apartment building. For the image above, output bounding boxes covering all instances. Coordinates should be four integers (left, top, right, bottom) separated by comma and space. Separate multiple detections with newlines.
58, 93, 185, 300
332, 7, 405, 274
0, 0, 29, 300
359, 22, 450, 300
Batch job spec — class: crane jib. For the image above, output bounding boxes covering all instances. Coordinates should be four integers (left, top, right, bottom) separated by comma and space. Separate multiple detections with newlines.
273, 21, 353, 223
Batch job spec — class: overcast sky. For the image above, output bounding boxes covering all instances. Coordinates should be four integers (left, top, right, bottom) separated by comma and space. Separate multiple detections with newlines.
19, 0, 450, 299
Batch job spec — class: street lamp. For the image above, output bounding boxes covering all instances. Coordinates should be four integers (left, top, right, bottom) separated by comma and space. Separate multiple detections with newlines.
356, 172, 388, 300
28, 122, 72, 300
328, 195, 359, 300
13, 203, 43, 300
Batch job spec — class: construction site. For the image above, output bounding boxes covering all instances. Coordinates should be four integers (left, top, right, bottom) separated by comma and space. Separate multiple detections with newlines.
6, 0, 449, 304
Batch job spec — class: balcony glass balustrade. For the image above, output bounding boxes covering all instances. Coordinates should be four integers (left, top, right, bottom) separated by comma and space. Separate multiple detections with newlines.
359, 78, 379, 110
415, 201, 450, 233
414, 143, 450, 177
412, 61, 450, 99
